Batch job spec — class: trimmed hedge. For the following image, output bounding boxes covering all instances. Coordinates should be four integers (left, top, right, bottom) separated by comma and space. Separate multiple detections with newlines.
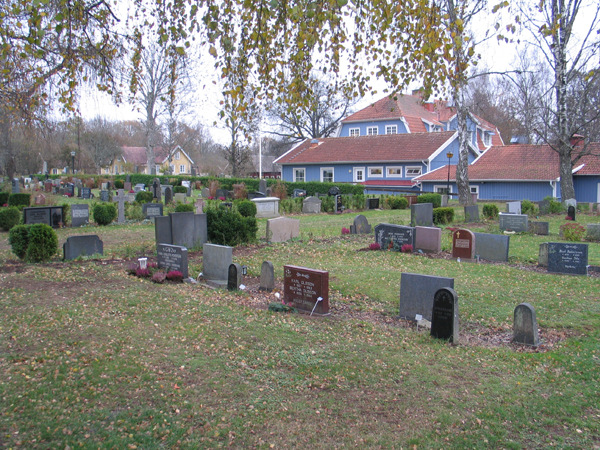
417, 193, 442, 208
9, 223, 57, 262
0, 206, 21, 231
135, 191, 154, 204
206, 207, 257, 246
0, 192, 9, 205
173, 186, 187, 194
174, 203, 194, 212
8, 225, 29, 259
8, 193, 31, 208
433, 207, 454, 225
482, 203, 499, 219
386, 196, 409, 210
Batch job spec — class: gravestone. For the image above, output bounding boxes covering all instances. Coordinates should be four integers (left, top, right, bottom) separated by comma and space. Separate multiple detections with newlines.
101, 182, 108, 190
125, 174, 131, 183
266, 217, 300, 243
414, 226, 442, 253
34, 194, 46, 205
227, 263, 242, 291
410, 203, 434, 227
529, 221, 549, 235
375, 223, 415, 250
174, 193, 186, 204
44, 181, 52, 193
203, 243, 233, 284
350, 215, 372, 234
134, 184, 145, 193
152, 178, 161, 201
65, 183, 75, 197
215, 188, 229, 199
473, 232, 510, 262
164, 186, 173, 204
71, 204, 89, 227
399, 273, 454, 321
201, 187, 210, 198
452, 229, 475, 259
114, 189, 126, 224
157, 243, 189, 278
23, 206, 64, 228
464, 205, 480, 222
124, 181, 132, 192
365, 198, 380, 210
63, 235, 103, 260
587, 224, 600, 241
100, 190, 109, 202
248, 191, 266, 200
284, 265, 330, 315
143, 203, 163, 219
513, 303, 539, 346
567, 205, 576, 221
171, 212, 207, 248
430, 287, 459, 343
260, 261, 275, 292
538, 243, 549, 267
81, 187, 91, 199
547, 242, 588, 275
252, 197, 280, 218
292, 189, 306, 198
506, 201, 521, 214
335, 195, 343, 213
154, 216, 172, 244
12, 178, 19, 193
538, 199, 550, 215
564, 198, 577, 210
499, 213, 528, 232
302, 196, 322, 214
258, 179, 267, 194
441, 194, 448, 207
194, 198, 205, 214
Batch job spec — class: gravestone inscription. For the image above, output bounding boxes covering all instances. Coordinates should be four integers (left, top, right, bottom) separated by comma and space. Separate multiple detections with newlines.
284, 265, 330, 315
71, 204, 89, 227
157, 243, 189, 278
499, 213, 528, 232
23, 206, 64, 228
81, 187, 91, 199
143, 203, 163, 219
430, 287, 459, 342
513, 303, 539, 346
547, 242, 588, 275
374, 223, 415, 250
452, 229, 475, 259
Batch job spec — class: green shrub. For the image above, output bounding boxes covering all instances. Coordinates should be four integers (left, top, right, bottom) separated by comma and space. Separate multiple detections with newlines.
25, 224, 58, 262
560, 222, 586, 242
521, 200, 536, 216
8, 225, 29, 259
235, 199, 257, 217
92, 203, 117, 226
433, 207, 454, 225
482, 204, 499, 219
544, 196, 563, 214
417, 193, 442, 208
114, 179, 124, 189
0, 192, 9, 205
135, 191, 154, 204
174, 203, 194, 212
60, 203, 71, 226
320, 196, 335, 212
8, 193, 31, 208
125, 204, 144, 221
173, 186, 187, 194
0, 206, 21, 231
280, 198, 303, 214
206, 207, 257, 246
386, 196, 409, 210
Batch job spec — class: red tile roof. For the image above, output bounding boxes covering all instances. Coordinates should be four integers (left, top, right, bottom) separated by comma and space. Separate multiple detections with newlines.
274, 132, 457, 165
121, 146, 170, 166
362, 180, 415, 186
343, 94, 443, 125
414, 143, 600, 181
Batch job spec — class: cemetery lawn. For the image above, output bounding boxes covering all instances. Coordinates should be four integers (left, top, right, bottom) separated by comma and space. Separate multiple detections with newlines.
1, 208, 599, 448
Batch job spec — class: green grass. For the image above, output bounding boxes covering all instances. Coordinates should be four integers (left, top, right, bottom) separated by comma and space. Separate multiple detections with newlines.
1, 203, 599, 447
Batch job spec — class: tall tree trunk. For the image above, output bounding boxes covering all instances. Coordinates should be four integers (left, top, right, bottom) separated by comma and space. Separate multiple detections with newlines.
453, 88, 473, 205
145, 104, 156, 175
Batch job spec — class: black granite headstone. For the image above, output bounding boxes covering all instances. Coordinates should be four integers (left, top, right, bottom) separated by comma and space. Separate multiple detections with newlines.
335, 195, 343, 213
156, 243, 188, 278
81, 187, 91, 199
71, 204, 89, 227
100, 190, 109, 202
547, 242, 588, 275
567, 205, 576, 220
365, 198, 380, 210
227, 263, 242, 291
374, 223, 415, 250
513, 303, 539, 346
63, 235, 103, 260
430, 287, 459, 342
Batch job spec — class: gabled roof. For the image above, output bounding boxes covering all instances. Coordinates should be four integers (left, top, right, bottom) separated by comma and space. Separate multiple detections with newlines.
273, 132, 458, 165
119, 145, 194, 167
413, 143, 600, 182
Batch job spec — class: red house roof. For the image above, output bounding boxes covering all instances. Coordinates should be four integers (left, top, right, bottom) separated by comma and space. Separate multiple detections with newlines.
121, 146, 170, 166
274, 132, 457, 165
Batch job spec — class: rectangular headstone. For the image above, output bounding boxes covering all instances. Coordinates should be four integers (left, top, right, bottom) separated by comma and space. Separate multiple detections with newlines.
174, 192, 187, 203
506, 201, 521, 214
473, 232, 510, 262
267, 217, 300, 243
538, 243, 548, 267
157, 243, 189, 278
411, 203, 434, 227
374, 223, 415, 250
284, 265, 330, 315
100, 190, 109, 202
399, 273, 454, 321
63, 235, 103, 260
365, 198, 380, 210
203, 243, 233, 282
547, 242, 588, 275
529, 221, 549, 235
252, 197, 280, 218
538, 199, 550, 215
414, 226, 441, 253
143, 203, 164, 219
81, 187, 91, 199
170, 212, 198, 248
430, 287, 459, 343
124, 181, 132, 192
464, 205, 480, 222
499, 213, 528, 232
23, 206, 64, 228
302, 196, 322, 214
154, 215, 173, 245
12, 178, 19, 193
215, 188, 228, 199
71, 204, 89, 227
258, 179, 267, 194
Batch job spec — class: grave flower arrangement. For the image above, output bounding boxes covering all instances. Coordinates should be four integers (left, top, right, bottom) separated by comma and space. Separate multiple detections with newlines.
127, 261, 184, 283
341, 227, 350, 235
559, 222, 585, 242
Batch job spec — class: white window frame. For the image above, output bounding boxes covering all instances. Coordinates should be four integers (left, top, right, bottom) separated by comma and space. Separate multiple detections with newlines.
434, 185, 451, 194
155, 165, 161, 174
349, 128, 360, 137
368, 166, 384, 178
175, 151, 181, 160
405, 166, 422, 177
386, 166, 403, 177
483, 132, 491, 146
367, 126, 378, 136
353, 167, 365, 182
293, 167, 305, 183
470, 185, 479, 199
320, 167, 334, 183
179, 164, 185, 174
385, 125, 398, 134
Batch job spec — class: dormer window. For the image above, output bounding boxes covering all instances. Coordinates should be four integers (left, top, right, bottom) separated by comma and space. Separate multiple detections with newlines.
483, 133, 491, 146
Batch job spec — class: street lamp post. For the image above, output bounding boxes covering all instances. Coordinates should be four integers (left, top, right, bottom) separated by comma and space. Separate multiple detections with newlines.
71, 151, 76, 174
446, 151, 454, 196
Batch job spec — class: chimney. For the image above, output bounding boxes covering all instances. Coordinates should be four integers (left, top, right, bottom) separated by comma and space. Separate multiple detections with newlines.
310, 139, 320, 148
570, 134, 584, 147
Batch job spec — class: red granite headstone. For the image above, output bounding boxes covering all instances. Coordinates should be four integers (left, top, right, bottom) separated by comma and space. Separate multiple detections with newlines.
452, 229, 475, 259
284, 265, 330, 315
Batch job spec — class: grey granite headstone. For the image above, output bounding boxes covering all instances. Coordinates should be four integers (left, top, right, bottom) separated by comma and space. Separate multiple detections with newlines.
538, 199, 550, 215
71, 204, 89, 227
203, 243, 233, 283
430, 287, 459, 343
411, 203, 434, 227
473, 232, 510, 262
266, 217, 300, 243
350, 215, 372, 234
538, 243, 548, 267
506, 201, 521, 214
414, 226, 441, 253
154, 215, 173, 244
63, 235, 103, 260
529, 221, 549, 235
547, 242, 588, 275
302, 196, 322, 214
587, 224, 600, 241
143, 203, 163, 219
260, 261, 275, 292
227, 263, 242, 291
399, 273, 454, 321
375, 223, 415, 250
499, 213, 528, 232
12, 178, 19, 193
513, 303, 539, 346
164, 186, 173, 204
258, 179, 267, 194
174, 192, 187, 204
441, 194, 448, 207
464, 205, 480, 222
201, 187, 210, 198
157, 243, 188, 278
252, 197, 280, 218
170, 212, 207, 249
100, 190, 109, 202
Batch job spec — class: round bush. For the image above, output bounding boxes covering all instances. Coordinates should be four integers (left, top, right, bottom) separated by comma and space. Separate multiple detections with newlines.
522, 200, 536, 216
173, 186, 187, 194
135, 191, 154, 204
236, 200, 257, 217
0, 206, 21, 231
417, 193, 442, 208
174, 203, 194, 212
8, 225, 29, 259
25, 224, 58, 262
114, 179, 124, 189
8, 193, 31, 209
387, 196, 408, 210
206, 207, 257, 246
93, 203, 117, 226
482, 203, 499, 219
